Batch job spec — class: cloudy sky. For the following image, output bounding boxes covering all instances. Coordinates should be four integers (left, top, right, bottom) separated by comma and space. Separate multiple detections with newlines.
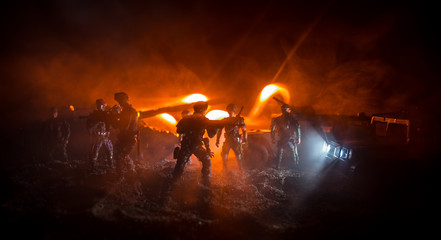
1, 0, 440, 126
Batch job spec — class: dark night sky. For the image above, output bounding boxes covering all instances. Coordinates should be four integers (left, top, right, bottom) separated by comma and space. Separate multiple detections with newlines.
1, 0, 440, 127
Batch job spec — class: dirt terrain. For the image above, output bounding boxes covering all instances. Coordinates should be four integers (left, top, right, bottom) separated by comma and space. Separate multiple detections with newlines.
1, 126, 438, 239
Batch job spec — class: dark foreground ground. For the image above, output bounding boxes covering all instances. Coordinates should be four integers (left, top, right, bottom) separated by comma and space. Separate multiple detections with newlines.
1, 128, 439, 239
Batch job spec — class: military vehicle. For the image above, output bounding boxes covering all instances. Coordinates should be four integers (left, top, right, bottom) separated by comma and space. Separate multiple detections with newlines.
242, 97, 417, 173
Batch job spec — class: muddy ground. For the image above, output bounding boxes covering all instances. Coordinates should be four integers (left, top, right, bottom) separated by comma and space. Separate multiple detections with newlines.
1, 127, 439, 239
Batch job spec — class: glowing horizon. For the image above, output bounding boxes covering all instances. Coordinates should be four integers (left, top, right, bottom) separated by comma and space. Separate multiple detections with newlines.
182, 94, 208, 103
206, 110, 229, 120
159, 113, 177, 125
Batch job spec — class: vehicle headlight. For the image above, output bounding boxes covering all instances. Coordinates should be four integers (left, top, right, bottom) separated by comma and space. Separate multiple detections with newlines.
322, 141, 330, 153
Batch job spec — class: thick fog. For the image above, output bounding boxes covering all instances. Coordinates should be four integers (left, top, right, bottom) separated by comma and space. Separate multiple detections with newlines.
1, 0, 440, 127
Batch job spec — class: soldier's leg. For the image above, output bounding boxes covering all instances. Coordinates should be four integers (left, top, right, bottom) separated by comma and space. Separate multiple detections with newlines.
287, 142, 299, 167
113, 140, 124, 172
293, 143, 299, 166
89, 140, 98, 162
275, 143, 284, 169
220, 143, 229, 170
232, 144, 243, 171
172, 150, 191, 182
104, 138, 115, 169
54, 143, 67, 162
61, 143, 69, 162
194, 147, 212, 187
94, 139, 106, 169
114, 138, 136, 174
127, 138, 137, 172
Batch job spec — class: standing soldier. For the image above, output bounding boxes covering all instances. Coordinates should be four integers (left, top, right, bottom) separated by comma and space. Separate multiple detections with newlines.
111, 92, 138, 176
87, 99, 114, 173
215, 104, 247, 171
43, 107, 71, 163
172, 102, 223, 187
176, 110, 192, 163
178, 110, 191, 143
270, 104, 301, 170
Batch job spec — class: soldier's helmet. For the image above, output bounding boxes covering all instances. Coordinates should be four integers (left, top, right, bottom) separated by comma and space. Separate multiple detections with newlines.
96, 98, 106, 106
181, 110, 191, 118
114, 92, 129, 102
226, 103, 237, 113
193, 101, 208, 113
281, 104, 292, 112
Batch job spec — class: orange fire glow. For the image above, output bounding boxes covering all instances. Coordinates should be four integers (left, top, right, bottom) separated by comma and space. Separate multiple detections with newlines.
69, 105, 75, 111
259, 84, 290, 103
182, 93, 208, 103
260, 84, 278, 101
159, 113, 177, 125
249, 83, 291, 119
206, 110, 229, 120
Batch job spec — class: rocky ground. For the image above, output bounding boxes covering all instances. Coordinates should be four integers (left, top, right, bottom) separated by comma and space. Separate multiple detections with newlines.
1, 128, 439, 239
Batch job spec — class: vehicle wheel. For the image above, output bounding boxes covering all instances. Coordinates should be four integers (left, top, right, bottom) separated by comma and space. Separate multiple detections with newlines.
244, 144, 270, 170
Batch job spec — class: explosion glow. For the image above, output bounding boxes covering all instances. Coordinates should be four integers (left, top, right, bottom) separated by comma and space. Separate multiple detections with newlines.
182, 94, 208, 103
206, 110, 229, 120
249, 83, 291, 119
159, 113, 177, 125
259, 84, 290, 103
260, 84, 279, 101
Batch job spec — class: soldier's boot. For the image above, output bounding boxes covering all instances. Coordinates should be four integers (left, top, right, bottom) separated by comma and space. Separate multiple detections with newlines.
293, 157, 299, 166
293, 155, 300, 170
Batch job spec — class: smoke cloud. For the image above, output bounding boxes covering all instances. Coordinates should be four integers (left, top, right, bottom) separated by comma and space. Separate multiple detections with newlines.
1, 0, 439, 127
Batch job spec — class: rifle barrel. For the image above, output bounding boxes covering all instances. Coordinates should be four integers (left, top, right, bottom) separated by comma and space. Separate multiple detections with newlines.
237, 106, 244, 117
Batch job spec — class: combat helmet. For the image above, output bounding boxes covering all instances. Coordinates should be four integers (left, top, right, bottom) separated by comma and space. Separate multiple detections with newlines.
226, 103, 237, 113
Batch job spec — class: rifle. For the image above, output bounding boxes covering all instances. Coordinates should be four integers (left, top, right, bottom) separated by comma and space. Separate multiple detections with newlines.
273, 97, 293, 109
235, 106, 247, 154
272, 97, 298, 114
237, 106, 244, 117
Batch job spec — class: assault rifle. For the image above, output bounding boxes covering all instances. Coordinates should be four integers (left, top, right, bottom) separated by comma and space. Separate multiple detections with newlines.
272, 97, 297, 114
237, 106, 244, 118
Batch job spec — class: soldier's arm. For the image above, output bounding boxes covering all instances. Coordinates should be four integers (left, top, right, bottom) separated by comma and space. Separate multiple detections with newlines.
216, 127, 223, 147
206, 119, 224, 138
242, 126, 248, 144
